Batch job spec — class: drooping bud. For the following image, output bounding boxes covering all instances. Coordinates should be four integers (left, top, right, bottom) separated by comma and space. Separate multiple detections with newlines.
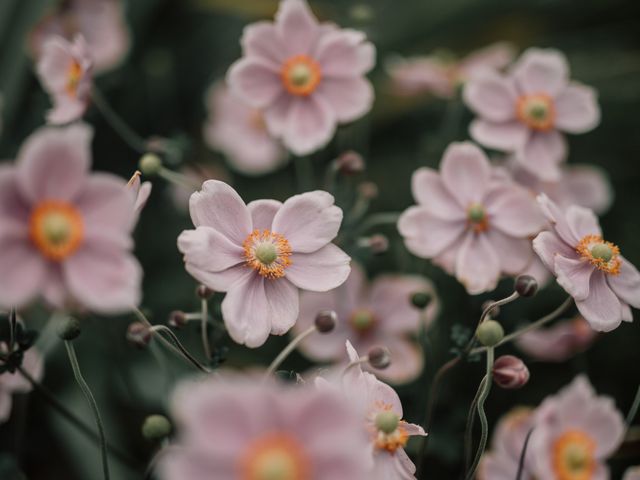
492, 355, 530, 389
314, 310, 337, 333
141, 414, 172, 440
375, 411, 400, 434
475, 320, 504, 347
168, 310, 187, 328
515, 275, 538, 297
56, 316, 81, 341
126, 322, 151, 348
138, 153, 162, 176
335, 150, 365, 175
368, 346, 391, 370
411, 292, 432, 309
196, 285, 214, 300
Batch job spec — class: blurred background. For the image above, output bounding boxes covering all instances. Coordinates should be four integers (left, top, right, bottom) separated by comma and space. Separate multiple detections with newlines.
1, 0, 639, 478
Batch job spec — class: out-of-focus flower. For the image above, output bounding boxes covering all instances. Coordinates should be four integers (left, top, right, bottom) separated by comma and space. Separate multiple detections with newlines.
0, 346, 44, 423
203, 83, 287, 176
398, 142, 545, 294
516, 315, 598, 362
464, 48, 600, 181
168, 164, 230, 212
624, 467, 640, 480
386, 42, 515, 98
492, 355, 530, 389
30, 0, 130, 74
158, 373, 370, 480
227, 0, 375, 155
178, 181, 350, 347
127, 171, 152, 218
533, 194, 640, 331
36, 35, 93, 125
293, 262, 439, 384
0, 124, 142, 313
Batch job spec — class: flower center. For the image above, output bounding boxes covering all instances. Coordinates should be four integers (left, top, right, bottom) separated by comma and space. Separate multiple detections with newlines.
552, 430, 596, 480
467, 203, 489, 233
375, 411, 400, 434
576, 234, 621, 275
66, 60, 83, 97
243, 229, 292, 279
29, 201, 84, 261
370, 403, 408, 453
281, 55, 322, 96
349, 308, 377, 333
241, 433, 310, 480
516, 93, 556, 131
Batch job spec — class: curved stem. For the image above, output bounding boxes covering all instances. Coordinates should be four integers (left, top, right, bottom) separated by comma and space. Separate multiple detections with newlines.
464, 376, 487, 469
157, 167, 200, 190
626, 384, 640, 427
65, 341, 110, 480
516, 428, 535, 480
355, 212, 400, 234
200, 298, 211, 361
91, 87, 147, 154
263, 326, 317, 380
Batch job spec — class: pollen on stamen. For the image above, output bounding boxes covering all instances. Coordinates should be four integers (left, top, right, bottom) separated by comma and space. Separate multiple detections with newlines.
243, 229, 292, 279
576, 234, 621, 275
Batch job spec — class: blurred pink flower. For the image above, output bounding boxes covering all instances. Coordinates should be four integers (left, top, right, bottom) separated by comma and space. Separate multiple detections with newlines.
398, 142, 545, 294
0, 124, 142, 313
516, 315, 598, 362
464, 48, 600, 181
533, 194, 640, 331
36, 35, 93, 125
0, 346, 43, 423
386, 42, 515, 98
168, 164, 230, 213
227, 0, 375, 155
203, 83, 287, 175
178, 181, 350, 347
30, 0, 130, 74
293, 262, 439, 384
159, 373, 370, 480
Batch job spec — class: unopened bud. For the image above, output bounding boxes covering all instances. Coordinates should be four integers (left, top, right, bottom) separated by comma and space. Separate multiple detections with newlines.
126, 322, 151, 348
493, 355, 530, 389
141, 414, 171, 440
475, 320, 504, 347
196, 285, 214, 299
481, 300, 500, 318
314, 310, 337, 333
411, 292, 432, 309
368, 346, 391, 370
56, 316, 81, 341
335, 150, 365, 175
368, 234, 389, 254
515, 275, 538, 297
358, 181, 378, 200
139, 153, 162, 176
168, 310, 187, 328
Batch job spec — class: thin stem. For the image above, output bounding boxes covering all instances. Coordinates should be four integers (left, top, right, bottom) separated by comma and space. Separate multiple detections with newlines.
157, 167, 200, 190
200, 298, 211, 361
264, 326, 317, 380
91, 87, 147, 154
463, 376, 487, 469
340, 356, 370, 382
515, 428, 535, 480
64, 341, 110, 480
8, 308, 16, 352
355, 212, 400, 234
478, 292, 520, 327
626, 384, 640, 427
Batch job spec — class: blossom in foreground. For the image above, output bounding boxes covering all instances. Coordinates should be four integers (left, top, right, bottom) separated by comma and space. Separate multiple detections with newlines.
533, 194, 640, 331
203, 83, 287, 175
0, 124, 142, 313
516, 315, 597, 362
293, 262, 439, 384
464, 48, 600, 181
178, 181, 350, 347
159, 374, 370, 480
398, 142, 545, 294
36, 35, 93, 125
0, 346, 44, 423
30, 0, 130, 73
227, 0, 375, 155
386, 42, 515, 98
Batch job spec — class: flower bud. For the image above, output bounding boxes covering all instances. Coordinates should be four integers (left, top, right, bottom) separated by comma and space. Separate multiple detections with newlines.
368, 346, 391, 370
515, 275, 538, 297
168, 310, 187, 328
411, 292, 432, 309
368, 234, 389, 254
126, 322, 151, 348
314, 310, 337, 333
492, 355, 530, 389
196, 285, 214, 299
475, 320, 504, 347
335, 150, 365, 175
56, 316, 81, 341
141, 414, 172, 440
139, 153, 162, 176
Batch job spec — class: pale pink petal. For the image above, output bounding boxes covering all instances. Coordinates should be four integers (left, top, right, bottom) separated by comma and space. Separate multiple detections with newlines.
554, 255, 593, 301
517, 131, 567, 182
562, 165, 613, 215
226, 58, 282, 109
285, 243, 350, 292
272, 191, 342, 253
554, 84, 600, 134
385, 57, 452, 97
565, 205, 602, 239
177, 227, 244, 273
511, 48, 569, 96
456, 232, 501, 294
469, 119, 530, 151
376, 337, 423, 385
241, 21, 286, 66
314, 29, 375, 77
42, 265, 66, 309
486, 230, 534, 275
463, 71, 518, 122
486, 185, 545, 237
264, 278, 299, 335
537, 194, 580, 246
46, 97, 88, 125
0, 167, 30, 232
582, 398, 625, 457
282, 95, 336, 155
532, 230, 577, 273
247, 199, 282, 230
275, 0, 320, 55
316, 77, 373, 123
459, 42, 516, 77
133, 181, 152, 216
264, 93, 295, 137
16, 123, 92, 203
36, 36, 77, 92
575, 272, 623, 332
160, 450, 235, 479
397, 206, 466, 258
221, 275, 272, 347
607, 257, 640, 309
184, 263, 251, 293
0, 239, 47, 309
441, 142, 491, 207
369, 275, 435, 332
411, 168, 465, 220
189, 180, 252, 245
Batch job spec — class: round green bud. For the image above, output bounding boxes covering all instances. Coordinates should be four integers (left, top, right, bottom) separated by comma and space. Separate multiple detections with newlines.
375, 411, 400, 434
56, 316, 81, 341
411, 292, 432, 309
475, 320, 504, 347
141, 414, 171, 441
138, 153, 162, 176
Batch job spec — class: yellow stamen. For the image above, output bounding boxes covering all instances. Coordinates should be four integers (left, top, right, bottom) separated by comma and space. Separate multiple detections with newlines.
552, 430, 596, 480
516, 93, 556, 131
243, 229, 292, 279
29, 200, 84, 261
66, 60, 83, 98
281, 55, 322, 96
467, 202, 489, 233
241, 433, 310, 480
576, 234, 621, 275
369, 402, 409, 453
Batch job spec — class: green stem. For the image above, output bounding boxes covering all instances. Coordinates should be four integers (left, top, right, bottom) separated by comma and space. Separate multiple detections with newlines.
355, 212, 400, 234
200, 298, 211, 361
64, 341, 110, 480
464, 376, 487, 469
626, 384, 640, 427
91, 87, 147, 154
263, 326, 317, 380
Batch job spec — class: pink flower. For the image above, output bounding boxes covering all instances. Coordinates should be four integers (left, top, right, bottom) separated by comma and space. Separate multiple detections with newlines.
533, 194, 640, 331
0, 124, 142, 313
227, 0, 375, 155
177, 181, 350, 347
30, 0, 130, 74
36, 35, 93, 125
464, 48, 601, 181
203, 83, 287, 175
398, 142, 545, 294
0, 346, 43, 423
516, 315, 598, 362
159, 373, 370, 480
386, 42, 515, 98
293, 262, 439, 384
